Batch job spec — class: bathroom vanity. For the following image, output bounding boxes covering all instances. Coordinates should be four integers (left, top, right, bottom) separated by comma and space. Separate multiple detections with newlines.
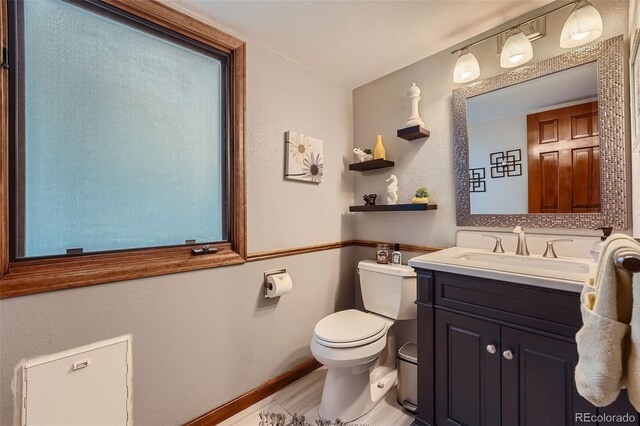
409, 248, 639, 426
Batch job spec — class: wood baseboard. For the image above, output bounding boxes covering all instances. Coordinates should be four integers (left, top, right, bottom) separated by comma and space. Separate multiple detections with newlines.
246, 239, 442, 262
247, 240, 355, 262
185, 358, 322, 425
353, 240, 442, 253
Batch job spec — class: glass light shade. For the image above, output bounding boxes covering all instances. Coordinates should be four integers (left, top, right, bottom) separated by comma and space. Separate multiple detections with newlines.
453, 50, 480, 83
500, 29, 533, 68
560, 0, 603, 48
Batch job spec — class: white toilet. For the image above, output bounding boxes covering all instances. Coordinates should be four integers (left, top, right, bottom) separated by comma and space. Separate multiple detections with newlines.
310, 260, 417, 422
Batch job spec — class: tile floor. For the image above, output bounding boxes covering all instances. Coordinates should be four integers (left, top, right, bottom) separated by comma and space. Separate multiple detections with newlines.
220, 367, 415, 426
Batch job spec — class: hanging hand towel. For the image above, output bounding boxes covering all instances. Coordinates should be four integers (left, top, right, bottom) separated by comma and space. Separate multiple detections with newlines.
575, 234, 637, 407
626, 247, 640, 411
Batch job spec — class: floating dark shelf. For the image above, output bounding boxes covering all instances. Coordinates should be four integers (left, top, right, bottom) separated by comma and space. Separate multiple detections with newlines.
350, 203, 437, 212
397, 125, 431, 141
348, 159, 395, 172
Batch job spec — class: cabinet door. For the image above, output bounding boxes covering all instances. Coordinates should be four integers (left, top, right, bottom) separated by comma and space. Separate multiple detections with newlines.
417, 303, 435, 426
435, 310, 501, 426
501, 327, 595, 426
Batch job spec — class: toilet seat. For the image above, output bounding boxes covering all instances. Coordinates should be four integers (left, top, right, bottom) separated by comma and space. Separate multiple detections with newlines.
313, 309, 388, 349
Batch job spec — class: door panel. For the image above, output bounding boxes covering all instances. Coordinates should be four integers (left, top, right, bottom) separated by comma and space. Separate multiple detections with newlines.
435, 310, 501, 426
501, 327, 595, 426
539, 152, 560, 212
539, 120, 559, 143
416, 303, 435, 426
527, 101, 600, 213
571, 113, 592, 139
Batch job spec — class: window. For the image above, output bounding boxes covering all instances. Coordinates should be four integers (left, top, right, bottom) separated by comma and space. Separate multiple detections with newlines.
0, 0, 246, 297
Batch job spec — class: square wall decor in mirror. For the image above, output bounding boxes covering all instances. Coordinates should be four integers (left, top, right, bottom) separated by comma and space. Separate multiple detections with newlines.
454, 35, 626, 228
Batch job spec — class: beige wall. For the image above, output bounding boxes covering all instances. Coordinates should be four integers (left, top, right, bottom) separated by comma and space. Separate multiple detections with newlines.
0, 39, 355, 426
0, 2, 634, 425
353, 0, 630, 248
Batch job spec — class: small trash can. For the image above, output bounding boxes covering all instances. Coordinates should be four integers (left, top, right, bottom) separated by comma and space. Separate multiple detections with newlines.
397, 342, 418, 413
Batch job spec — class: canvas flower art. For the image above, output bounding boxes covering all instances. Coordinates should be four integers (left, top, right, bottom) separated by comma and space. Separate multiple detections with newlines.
285, 131, 324, 183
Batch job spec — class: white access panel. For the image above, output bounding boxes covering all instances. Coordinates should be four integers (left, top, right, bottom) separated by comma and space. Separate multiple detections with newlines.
21, 335, 131, 426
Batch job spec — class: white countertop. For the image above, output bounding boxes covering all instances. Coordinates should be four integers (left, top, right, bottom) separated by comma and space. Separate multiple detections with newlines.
408, 247, 595, 293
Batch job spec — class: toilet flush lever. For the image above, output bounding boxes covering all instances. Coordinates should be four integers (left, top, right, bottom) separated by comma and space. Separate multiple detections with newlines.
72, 359, 91, 371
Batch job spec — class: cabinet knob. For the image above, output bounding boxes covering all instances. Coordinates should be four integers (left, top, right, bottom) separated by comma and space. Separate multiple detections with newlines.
503, 350, 514, 360
486, 344, 497, 354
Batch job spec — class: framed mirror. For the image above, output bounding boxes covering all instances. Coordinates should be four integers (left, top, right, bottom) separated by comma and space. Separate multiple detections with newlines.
454, 35, 626, 228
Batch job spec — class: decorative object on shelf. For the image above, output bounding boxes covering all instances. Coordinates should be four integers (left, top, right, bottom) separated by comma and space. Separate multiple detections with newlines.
363, 194, 377, 206
469, 168, 486, 192
412, 187, 430, 204
285, 131, 324, 184
348, 159, 394, 172
376, 244, 390, 264
450, 0, 603, 82
353, 148, 373, 163
374, 135, 386, 160
404, 83, 425, 128
385, 174, 398, 205
490, 149, 522, 178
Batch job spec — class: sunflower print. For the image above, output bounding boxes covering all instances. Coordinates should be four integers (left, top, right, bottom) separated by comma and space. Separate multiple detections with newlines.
288, 133, 312, 165
301, 152, 324, 183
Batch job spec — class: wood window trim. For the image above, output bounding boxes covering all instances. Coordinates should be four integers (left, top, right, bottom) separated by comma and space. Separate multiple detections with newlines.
0, 0, 246, 299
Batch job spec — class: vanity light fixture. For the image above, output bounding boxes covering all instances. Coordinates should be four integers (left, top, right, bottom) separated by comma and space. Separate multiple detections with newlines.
559, 0, 603, 48
451, 0, 603, 82
500, 27, 534, 68
453, 48, 481, 83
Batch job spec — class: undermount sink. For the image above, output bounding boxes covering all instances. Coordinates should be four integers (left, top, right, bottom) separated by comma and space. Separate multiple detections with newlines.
408, 247, 595, 292
453, 251, 591, 274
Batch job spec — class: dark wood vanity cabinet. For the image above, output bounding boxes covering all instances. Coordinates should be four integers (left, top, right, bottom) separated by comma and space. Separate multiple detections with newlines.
413, 270, 639, 426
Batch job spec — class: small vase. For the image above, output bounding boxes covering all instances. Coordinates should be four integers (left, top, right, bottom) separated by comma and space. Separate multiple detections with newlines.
374, 135, 386, 160
412, 197, 429, 204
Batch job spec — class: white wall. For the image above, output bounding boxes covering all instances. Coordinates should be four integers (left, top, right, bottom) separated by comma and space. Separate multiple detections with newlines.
0, 27, 355, 426
469, 115, 528, 214
353, 0, 630, 248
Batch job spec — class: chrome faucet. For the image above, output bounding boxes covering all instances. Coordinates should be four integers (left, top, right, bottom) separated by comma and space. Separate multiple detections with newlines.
512, 225, 530, 256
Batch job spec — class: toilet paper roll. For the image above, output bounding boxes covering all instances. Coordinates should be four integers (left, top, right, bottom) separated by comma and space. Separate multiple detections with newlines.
265, 273, 293, 298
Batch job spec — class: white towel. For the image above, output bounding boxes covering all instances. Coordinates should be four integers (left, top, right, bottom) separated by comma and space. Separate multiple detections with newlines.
627, 248, 640, 411
575, 234, 638, 407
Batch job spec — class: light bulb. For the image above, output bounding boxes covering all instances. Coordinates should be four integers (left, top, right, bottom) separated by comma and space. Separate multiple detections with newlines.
453, 49, 480, 84
500, 28, 533, 68
560, 0, 603, 48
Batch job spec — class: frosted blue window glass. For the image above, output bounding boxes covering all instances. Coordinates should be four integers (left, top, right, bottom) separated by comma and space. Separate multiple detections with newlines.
19, 0, 225, 258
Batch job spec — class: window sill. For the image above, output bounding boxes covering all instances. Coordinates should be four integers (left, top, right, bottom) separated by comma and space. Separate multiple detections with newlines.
0, 245, 245, 298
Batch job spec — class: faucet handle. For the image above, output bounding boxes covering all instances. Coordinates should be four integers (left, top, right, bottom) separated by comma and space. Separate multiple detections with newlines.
543, 239, 573, 258
482, 235, 505, 253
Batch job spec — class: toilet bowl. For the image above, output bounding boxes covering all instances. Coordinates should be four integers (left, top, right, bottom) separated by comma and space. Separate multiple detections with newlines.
310, 260, 417, 422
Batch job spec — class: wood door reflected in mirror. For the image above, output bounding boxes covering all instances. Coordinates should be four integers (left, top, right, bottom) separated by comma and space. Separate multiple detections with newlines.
467, 62, 598, 216
528, 101, 601, 213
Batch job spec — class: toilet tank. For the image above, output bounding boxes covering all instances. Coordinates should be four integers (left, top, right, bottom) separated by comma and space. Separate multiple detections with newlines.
358, 260, 417, 320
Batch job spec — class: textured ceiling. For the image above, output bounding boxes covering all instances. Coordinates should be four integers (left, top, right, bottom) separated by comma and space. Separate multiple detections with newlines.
175, 1, 555, 88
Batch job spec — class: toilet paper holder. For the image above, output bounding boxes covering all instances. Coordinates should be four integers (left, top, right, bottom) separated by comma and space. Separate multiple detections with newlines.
264, 268, 287, 299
